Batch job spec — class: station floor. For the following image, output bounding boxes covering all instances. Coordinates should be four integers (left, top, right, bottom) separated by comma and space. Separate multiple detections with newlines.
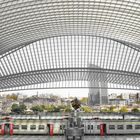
0, 136, 140, 140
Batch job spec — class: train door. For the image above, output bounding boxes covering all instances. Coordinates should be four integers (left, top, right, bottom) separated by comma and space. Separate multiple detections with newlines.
4, 124, 10, 135
90, 124, 94, 134
47, 124, 54, 136
0, 124, 1, 135
87, 123, 91, 134
1, 123, 13, 135
9, 123, 14, 135
100, 124, 106, 136
85, 122, 90, 134
60, 124, 65, 134
1, 124, 5, 135
81, 123, 85, 134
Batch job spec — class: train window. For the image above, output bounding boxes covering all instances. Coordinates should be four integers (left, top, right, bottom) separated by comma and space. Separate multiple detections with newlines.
97, 125, 100, 129
30, 125, 36, 130
60, 125, 62, 130
117, 125, 124, 130
13, 125, 19, 129
126, 125, 133, 129
109, 125, 115, 130
135, 125, 140, 129
39, 125, 44, 130
91, 125, 93, 130
21, 125, 27, 130
88, 125, 90, 130
81, 124, 84, 127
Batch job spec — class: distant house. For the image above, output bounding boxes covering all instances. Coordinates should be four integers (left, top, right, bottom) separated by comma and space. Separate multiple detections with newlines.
109, 99, 126, 106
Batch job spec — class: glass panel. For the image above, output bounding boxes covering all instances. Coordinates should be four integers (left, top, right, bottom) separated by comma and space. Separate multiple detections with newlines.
127, 125, 133, 129
135, 125, 140, 129
117, 125, 124, 130
21, 125, 27, 130
109, 125, 115, 130
30, 125, 36, 130
97, 125, 100, 129
39, 125, 44, 130
13, 125, 19, 129
88, 125, 90, 130
91, 125, 93, 130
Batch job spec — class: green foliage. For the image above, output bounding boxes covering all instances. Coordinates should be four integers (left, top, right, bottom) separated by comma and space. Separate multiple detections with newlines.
49, 94, 60, 100
31, 105, 44, 113
45, 104, 72, 112
80, 97, 88, 105
45, 105, 55, 112
109, 106, 116, 112
131, 108, 139, 112
136, 101, 140, 104
40, 105, 46, 110
6, 94, 18, 100
11, 103, 18, 110
11, 103, 27, 114
31, 104, 66, 113
100, 106, 116, 113
81, 106, 93, 113
101, 108, 108, 112
64, 105, 72, 112
119, 106, 128, 113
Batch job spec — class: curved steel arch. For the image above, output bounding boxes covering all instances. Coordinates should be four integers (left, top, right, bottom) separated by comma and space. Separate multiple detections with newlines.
0, 0, 140, 54
0, 36, 140, 91
1, 35, 139, 60
0, 0, 140, 91
0, 68, 139, 91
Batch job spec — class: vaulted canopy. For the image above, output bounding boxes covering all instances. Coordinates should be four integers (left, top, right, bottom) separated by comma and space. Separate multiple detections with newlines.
0, 0, 140, 91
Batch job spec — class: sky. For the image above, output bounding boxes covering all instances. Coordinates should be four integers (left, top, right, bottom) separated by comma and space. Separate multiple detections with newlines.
1, 88, 139, 98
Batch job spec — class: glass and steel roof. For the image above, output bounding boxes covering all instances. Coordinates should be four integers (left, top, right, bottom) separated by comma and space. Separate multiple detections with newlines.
0, 0, 140, 91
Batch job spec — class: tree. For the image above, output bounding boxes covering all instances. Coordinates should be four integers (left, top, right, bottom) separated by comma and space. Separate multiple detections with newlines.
49, 94, 60, 100
31, 105, 44, 113
6, 94, 18, 100
131, 108, 139, 113
45, 105, 55, 112
53, 106, 61, 112
80, 97, 88, 105
120, 106, 128, 113
64, 105, 72, 112
81, 106, 93, 113
109, 106, 116, 112
101, 108, 108, 113
11, 104, 19, 112
44, 104, 72, 112
20, 104, 27, 111
11, 103, 27, 114
53, 105, 68, 112
40, 105, 46, 110
136, 101, 140, 104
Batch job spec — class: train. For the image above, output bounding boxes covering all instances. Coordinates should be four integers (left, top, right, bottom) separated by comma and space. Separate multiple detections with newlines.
0, 114, 140, 135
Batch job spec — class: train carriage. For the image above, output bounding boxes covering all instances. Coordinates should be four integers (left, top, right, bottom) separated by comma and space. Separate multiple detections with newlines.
0, 114, 140, 135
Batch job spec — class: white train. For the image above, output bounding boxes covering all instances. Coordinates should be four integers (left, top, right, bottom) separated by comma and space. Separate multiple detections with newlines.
0, 115, 140, 135
83, 120, 140, 135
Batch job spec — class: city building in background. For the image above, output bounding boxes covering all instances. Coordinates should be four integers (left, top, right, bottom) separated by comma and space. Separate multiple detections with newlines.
88, 82, 108, 106
88, 64, 108, 106
108, 93, 140, 106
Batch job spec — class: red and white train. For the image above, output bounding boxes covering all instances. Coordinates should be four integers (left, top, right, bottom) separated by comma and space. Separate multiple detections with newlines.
0, 115, 140, 135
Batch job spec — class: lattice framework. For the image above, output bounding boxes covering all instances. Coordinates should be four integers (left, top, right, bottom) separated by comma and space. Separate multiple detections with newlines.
0, 0, 140, 91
